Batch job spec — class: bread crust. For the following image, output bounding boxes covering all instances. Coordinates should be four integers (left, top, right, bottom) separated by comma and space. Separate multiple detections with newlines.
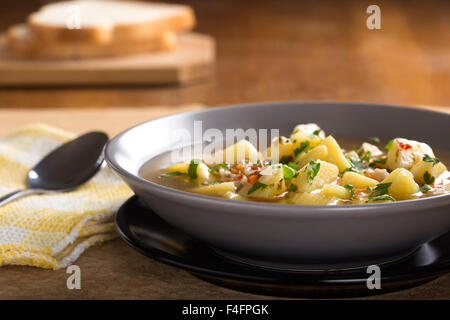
7, 24, 177, 59
27, 1, 195, 45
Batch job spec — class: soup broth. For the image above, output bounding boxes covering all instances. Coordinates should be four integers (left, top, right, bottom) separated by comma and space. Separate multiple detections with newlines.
140, 125, 450, 205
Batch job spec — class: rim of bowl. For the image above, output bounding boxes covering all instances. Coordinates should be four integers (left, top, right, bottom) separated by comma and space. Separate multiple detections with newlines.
105, 101, 450, 214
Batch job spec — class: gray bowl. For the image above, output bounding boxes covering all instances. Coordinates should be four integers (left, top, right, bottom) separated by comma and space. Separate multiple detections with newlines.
105, 102, 450, 270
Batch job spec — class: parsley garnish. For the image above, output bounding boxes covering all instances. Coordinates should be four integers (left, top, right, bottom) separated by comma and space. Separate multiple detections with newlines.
306, 159, 321, 184
358, 150, 372, 162
424, 171, 435, 185
282, 165, 295, 180
160, 171, 188, 178
366, 195, 395, 203
344, 184, 354, 197
370, 182, 392, 197
288, 162, 299, 170
310, 129, 322, 138
342, 167, 361, 174
188, 159, 201, 180
248, 181, 268, 195
348, 157, 368, 171
422, 154, 440, 166
288, 184, 297, 192
420, 184, 431, 193
209, 163, 228, 172
385, 140, 394, 150
294, 141, 310, 158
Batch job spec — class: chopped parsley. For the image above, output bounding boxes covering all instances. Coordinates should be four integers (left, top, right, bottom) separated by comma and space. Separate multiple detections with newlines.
288, 162, 299, 170
342, 167, 362, 174
424, 171, 435, 185
344, 184, 354, 197
282, 165, 295, 180
310, 129, 322, 138
420, 184, 431, 193
160, 171, 188, 178
288, 184, 298, 192
370, 182, 392, 197
366, 195, 395, 203
188, 159, 201, 180
348, 157, 368, 171
294, 141, 310, 158
248, 181, 268, 195
422, 154, 440, 166
209, 163, 229, 172
385, 139, 394, 150
306, 159, 321, 184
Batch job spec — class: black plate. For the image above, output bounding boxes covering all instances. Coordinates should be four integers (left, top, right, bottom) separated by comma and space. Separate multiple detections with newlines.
116, 196, 450, 298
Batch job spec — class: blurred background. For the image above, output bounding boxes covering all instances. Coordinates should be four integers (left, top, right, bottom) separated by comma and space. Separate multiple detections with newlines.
0, 0, 449, 109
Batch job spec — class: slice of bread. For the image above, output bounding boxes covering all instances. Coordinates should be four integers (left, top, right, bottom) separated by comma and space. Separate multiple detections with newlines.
28, 0, 195, 44
7, 24, 176, 59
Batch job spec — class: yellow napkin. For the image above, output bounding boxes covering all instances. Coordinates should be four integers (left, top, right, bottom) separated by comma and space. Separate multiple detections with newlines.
0, 124, 133, 269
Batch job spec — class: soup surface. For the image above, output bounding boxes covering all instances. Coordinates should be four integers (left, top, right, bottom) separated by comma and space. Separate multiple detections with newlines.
140, 123, 450, 205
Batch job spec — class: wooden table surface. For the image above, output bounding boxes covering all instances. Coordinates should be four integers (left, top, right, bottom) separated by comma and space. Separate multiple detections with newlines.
0, 0, 449, 299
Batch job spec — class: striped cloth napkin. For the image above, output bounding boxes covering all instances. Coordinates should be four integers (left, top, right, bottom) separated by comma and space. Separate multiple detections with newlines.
0, 124, 132, 269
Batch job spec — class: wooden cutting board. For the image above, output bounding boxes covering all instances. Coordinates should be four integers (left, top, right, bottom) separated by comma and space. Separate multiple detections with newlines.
0, 33, 215, 86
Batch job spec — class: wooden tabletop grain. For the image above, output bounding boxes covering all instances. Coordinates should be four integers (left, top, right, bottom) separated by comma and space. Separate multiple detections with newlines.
0, 0, 449, 300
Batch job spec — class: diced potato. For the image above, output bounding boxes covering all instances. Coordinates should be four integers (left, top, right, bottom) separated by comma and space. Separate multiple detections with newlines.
292, 160, 339, 192
264, 136, 294, 162
215, 140, 260, 164
165, 161, 210, 183
190, 182, 236, 197
410, 160, 447, 185
288, 192, 338, 205
341, 172, 379, 189
239, 166, 286, 199
382, 168, 419, 200
290, 123, 325, 148
320, 136, 351, 171
295, 145, 328, 168
360, 142, 383, 157
322, 184, 351, 200
386, 138, 434, 170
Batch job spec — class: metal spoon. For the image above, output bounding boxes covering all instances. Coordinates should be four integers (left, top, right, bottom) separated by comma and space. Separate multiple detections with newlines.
0, 131, 108, 207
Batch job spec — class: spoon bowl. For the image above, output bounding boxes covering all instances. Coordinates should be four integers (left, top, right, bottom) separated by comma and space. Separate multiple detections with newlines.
0, 131, 108, 207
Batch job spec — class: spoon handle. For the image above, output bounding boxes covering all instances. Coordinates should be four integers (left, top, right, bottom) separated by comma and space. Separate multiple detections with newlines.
0, 189, 43, 207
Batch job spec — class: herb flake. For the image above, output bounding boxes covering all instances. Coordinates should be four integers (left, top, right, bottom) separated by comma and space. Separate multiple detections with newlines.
385, 140, 394, 150
424, 171, 435, 185
366, 195, 395, 203
370, 182, 392, 197
306, 159, 321, 184
248, 181, 268, 195
282, 165, 295, 180
294, 141, 310, 158
160, 171, 188, 178
422, 154, 440, 166
188, 159, 201, 180
420, 184, 431, 193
